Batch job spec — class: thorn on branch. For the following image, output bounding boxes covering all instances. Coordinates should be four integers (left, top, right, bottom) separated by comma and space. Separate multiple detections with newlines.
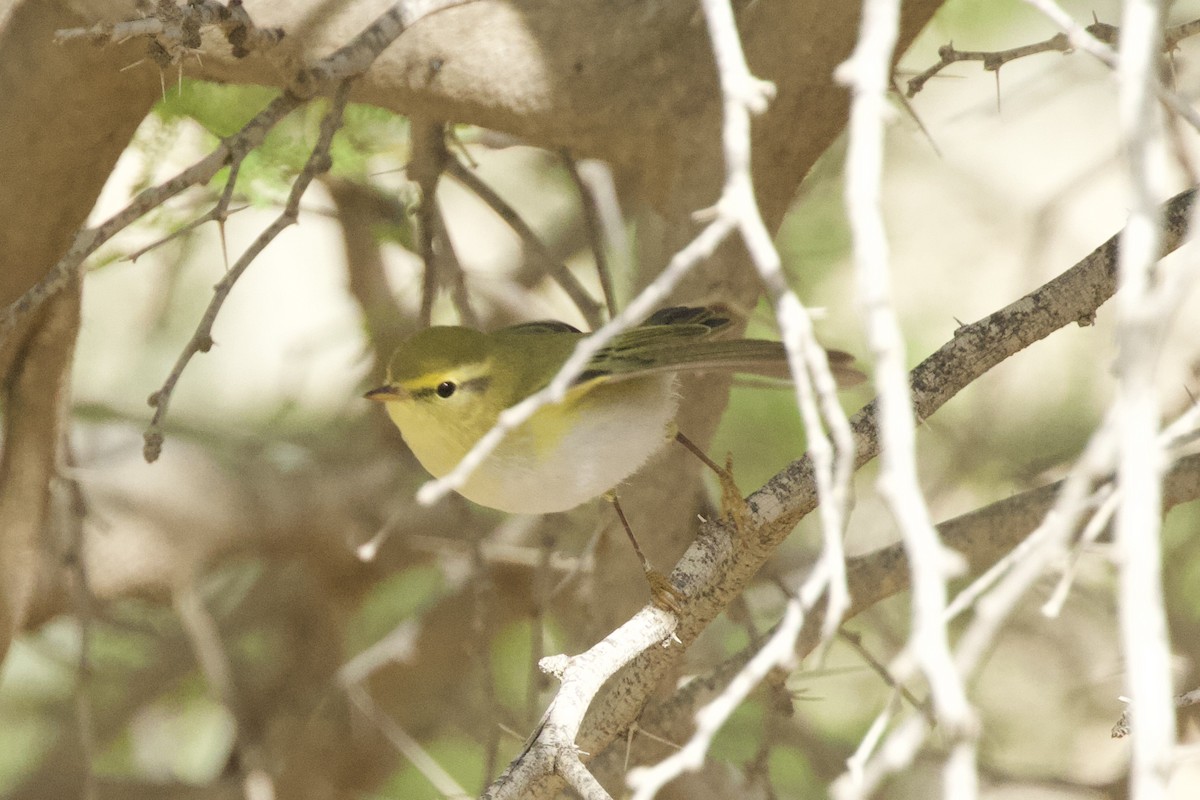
741, 77, 777, 114
906, 15, 1200, 98
1112, 687, 1200, 738
55, 0, 284, 64
140, 82, 352, 462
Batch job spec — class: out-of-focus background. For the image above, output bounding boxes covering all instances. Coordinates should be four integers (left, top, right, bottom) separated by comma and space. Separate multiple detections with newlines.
2, 0, 1200, 797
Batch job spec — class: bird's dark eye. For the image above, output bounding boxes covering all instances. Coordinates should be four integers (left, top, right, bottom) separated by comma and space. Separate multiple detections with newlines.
436, 381, 457, 398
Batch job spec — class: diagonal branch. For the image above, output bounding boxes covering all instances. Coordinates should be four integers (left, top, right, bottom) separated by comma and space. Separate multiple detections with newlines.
0, 91, 301, 345
619, 448, 1200, 763
142, 82, 352, 462
446, 155, 604, 328
482, 186, 1195, 800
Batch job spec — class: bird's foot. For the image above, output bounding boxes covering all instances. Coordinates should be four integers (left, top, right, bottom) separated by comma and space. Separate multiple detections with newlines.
645, 568, 685, 615
715, 453, 753, 538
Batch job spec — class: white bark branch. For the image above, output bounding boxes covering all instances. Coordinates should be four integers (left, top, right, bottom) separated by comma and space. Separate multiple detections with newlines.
1113, 0, 1178, 796
834, 0, 975, 795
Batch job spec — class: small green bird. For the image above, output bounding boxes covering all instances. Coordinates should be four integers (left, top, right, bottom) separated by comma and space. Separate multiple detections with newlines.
365, 306, 862, 515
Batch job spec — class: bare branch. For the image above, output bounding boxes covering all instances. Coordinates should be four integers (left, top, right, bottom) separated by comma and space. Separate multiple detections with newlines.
574, 187, 1197, 799
410, 119, 450, 327
0, 92, 301, 345
293, 0, 481, 97
1021, 0, 1200, 133
837, 0, 977, 793
54, 0, 286, 61
906, 30, 1091, 98
628, 599, 804, 798
1111, 0, 1180, 792
446, 155, 604, 328
562, 153, 619, 319
10, 0, 480, 349
142, 82, 352, 461
609, 449, 1200, 769
700, 0, 857, 661
484, 607, 677, 799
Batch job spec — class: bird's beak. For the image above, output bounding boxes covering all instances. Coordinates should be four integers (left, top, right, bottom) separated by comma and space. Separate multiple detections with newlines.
364, 384, 404, 402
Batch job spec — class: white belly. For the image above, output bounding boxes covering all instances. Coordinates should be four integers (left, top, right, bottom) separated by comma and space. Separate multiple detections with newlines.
459, 375, 679, 513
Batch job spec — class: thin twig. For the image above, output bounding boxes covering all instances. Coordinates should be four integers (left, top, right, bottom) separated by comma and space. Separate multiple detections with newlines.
700, 0, 857, 656
446, 155, 604, 328
55, 0, 286, 61
430, 198, 478, 327
125, 202, 249, 264
175, 583, 278, 800
906, 31, 1084, 98
54, 439, 98, 800
0, 92, 301, 343
143, 82, 352, 461
562, 152, 618, 319
470, 533, 504, 783
125, 157, 247, 264
1021, 0, 1200, 133
907, 15, 1200, 99
345, 685, 472, 798
293, 0, 482, 97
410, 120, 448, 327
628, 600, 803, 798
8, 0, 471, 346
838, 629, 933, 725
529, 530, 554, 729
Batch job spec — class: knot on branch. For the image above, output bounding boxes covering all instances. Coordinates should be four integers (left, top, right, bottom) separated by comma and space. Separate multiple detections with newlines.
54, 0, 285, 65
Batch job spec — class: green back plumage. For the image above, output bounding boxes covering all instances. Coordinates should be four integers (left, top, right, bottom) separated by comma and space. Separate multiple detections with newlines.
386, 305, 861, 405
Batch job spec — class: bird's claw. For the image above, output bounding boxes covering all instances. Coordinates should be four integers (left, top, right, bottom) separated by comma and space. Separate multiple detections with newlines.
717, 453, 752, 537
645, 568, 684, 615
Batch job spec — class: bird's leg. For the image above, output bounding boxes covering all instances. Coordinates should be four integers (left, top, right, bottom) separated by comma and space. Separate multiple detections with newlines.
673, 430, 752, 536
605, 492, 684, 614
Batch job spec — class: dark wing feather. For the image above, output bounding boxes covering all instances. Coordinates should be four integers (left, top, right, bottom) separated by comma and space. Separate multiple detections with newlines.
525, 305, 864, 389
588, 338, 865, 387
505, 320, 583, 335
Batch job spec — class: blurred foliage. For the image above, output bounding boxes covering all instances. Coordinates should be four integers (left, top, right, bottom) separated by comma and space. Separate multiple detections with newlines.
491, 619, 537, 715
380, 732, 487, 798
151, 79, 410, 205
348, 565, 447, 655
155, 80, 278, 138
925, 0, 1050, 44
769, 744, 823, 799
